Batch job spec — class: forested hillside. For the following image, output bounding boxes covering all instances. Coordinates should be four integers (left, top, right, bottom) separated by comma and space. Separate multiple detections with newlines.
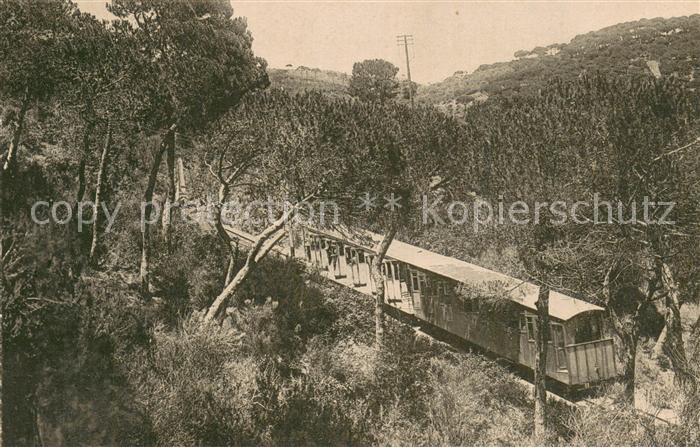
417, 15, 700, 114
266, 15, 700, 116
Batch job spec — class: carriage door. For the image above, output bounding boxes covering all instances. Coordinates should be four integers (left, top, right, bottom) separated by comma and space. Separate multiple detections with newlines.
519, 313, 537, 368
391, 262, 402, 303
367, 255, 376, 294
386, 262, 403, 306
382, 262, 393, 302
319, 239, 330, 271
330, 242, 346, 279
551, 323, 568, 371
398, 263, 412, 312
310, 237, 322, 267
304, 240, 313, 264
409, 269, 428, 319
349, 249, 363, 287
409, 269, 421, 300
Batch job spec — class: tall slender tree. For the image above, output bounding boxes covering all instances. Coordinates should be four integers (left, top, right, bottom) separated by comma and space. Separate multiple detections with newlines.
109, 0, 268, 296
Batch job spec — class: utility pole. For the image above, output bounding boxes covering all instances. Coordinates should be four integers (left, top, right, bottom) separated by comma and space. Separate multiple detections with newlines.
396, 34, 414, 107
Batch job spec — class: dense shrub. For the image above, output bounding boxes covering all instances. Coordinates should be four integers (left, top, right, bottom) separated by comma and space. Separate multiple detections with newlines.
2, 225, 154, 445
375, 354, 531, 446
562, 384, 698, 447
127, 317, 264, 446
152, 221, 229, 324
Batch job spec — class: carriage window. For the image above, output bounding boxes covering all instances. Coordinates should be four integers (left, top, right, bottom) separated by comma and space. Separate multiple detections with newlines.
411, 271, 420, 291
551, 323, 567, 370
526, 316, 536, 341
393, 263, 400, 280
574, 314, 602, 343
418, 274, 428, 292
358, 252, 365, 263
305, 246, 312, 261
345, 246, 352, 259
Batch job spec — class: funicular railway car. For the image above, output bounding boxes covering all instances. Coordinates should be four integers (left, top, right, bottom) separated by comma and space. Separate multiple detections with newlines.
293, 227, 618, 389
222, 224, 618, 389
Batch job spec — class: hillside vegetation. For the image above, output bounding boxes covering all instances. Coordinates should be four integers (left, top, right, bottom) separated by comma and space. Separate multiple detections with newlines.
269, 66, 350, 98
417, 15, 700, 114
267, 16, 700, 116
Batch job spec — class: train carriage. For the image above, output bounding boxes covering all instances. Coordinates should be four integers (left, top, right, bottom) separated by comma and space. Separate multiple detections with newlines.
223, 224, 618, 389
295, 227, 618, 388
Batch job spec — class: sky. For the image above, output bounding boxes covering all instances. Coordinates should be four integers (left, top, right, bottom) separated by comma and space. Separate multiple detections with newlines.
76, 1, 700, 83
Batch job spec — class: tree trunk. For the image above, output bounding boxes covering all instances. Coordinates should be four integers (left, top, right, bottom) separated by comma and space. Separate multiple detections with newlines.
2, 93, 29, 174
286, 220, 296, 258
370, 223, 398, 349
204, 208, 294, 322
75, 119, 95, 205
608, 309, 639, 404
621, 334, 638, 404
604, 265, 640, 405
533, 284, 549, 440
213, 182, 236, 287
89, 122, 112, 264
225, 254, 236, 286
176, 157, 186, 202
657, 259, 697, 424
651, 324, 668, 360
0, 94, 30, 225
162, 133, 177, 251
658, 261, 692, 383
139, 125, 175, 296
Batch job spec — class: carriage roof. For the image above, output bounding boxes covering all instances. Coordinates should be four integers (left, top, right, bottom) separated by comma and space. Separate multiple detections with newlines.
314, 227, 604, 322
224, 224, 604, 322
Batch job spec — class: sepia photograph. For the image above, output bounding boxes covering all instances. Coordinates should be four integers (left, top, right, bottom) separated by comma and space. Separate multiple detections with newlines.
1, 0, 700, 445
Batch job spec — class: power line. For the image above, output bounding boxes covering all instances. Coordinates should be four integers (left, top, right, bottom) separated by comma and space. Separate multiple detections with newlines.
396, 34, 414, 107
